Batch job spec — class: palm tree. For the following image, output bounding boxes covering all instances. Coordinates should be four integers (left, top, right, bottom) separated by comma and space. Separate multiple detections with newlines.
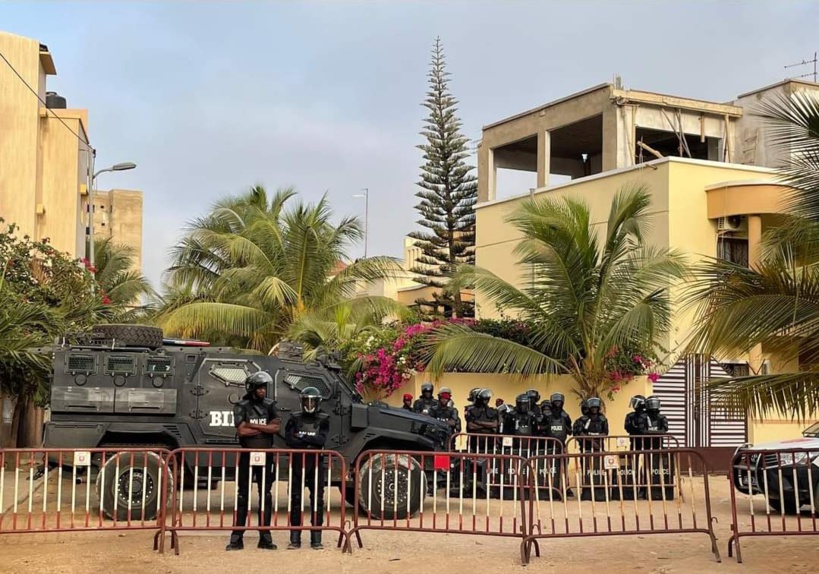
93, 237, 156, 308
684, 91, 819, 418
288, 298, 414, 361
424, 186, 687, 399
156, 186, 403, 352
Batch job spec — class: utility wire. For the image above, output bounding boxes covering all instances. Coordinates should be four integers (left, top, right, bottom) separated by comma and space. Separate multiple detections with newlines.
0, 48, 95, 153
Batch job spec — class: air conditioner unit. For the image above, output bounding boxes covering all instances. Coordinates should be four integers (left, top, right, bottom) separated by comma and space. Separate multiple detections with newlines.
717, 215, 745, 232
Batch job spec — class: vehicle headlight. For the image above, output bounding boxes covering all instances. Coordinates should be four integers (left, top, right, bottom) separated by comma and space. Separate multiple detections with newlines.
779, 452, 809, 466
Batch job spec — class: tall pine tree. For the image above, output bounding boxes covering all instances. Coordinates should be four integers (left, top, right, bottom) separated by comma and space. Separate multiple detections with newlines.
409, 37, 477, 319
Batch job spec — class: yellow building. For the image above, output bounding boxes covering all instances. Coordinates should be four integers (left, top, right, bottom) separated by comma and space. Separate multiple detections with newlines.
92, 189, 144, 273
0, 31, 143, 268
474, 79, 819, 463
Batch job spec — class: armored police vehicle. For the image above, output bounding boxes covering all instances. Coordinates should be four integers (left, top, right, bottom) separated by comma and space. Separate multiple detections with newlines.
731, 421, 819, 514
40, 324, 450, 521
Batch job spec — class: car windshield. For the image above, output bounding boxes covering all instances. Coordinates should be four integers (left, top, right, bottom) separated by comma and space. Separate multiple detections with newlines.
803, 422, 819, 437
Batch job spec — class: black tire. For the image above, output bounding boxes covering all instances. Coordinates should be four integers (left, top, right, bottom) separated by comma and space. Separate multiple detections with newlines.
358, 453, 426, 520
768, 496, 801, 515
96, 451, 172, 522
91, 324, 164, 349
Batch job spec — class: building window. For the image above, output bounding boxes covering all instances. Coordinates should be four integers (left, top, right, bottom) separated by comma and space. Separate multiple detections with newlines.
718, 237, 749, 267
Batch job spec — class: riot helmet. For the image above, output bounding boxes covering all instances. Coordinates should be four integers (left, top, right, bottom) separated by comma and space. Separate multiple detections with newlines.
515, 393, 532, 414
629, 395, 646, 411
526, 389, 541, 404
475, 388, 492, 406
586, 397, 602, 414
467, 387, 481, 403
300, 386, 322, 414
244, 371, 273, 399
438, 387, 452, 404
550, 392, 565, 411
580, 399, 589, 417
646, 396, 661, 412
421, 383, 434, 398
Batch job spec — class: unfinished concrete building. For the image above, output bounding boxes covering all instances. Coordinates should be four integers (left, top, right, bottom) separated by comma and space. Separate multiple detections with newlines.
478, 78, 819, 202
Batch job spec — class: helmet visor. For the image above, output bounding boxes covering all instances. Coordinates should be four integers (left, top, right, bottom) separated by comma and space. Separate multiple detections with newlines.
302, 396, 319, 413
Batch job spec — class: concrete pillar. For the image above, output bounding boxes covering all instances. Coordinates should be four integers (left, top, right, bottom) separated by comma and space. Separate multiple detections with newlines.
748, 214, 764, 373
602, 108, 619, 171
748, 215, 762, 268
536, 130, 550, 188
477, 144, 496, 203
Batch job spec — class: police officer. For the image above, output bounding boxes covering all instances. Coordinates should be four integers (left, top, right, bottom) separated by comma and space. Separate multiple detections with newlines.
542, 392, 572, 449
636, 395, 672, 500
624, 395, 646, 441
284, 387, 330, 550
637, 396, 669, 446
413, 383, 436, 415
401, 393, 414, 411
541, 392, 573, 499
465, 388, 499, 452
573, 397, 609, 501
572, 397, 608, 450
525, 390, 542, 417
227, 372, 281, 551
428, 388, 460, 493
428, 388, 460, 432
506, 393, 539, 450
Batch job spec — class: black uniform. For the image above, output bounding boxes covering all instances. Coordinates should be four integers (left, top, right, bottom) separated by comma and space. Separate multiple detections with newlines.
413, 396, 437, 415
401, 403, 413, 412
634, 409, 673, 500
465, 404, 499, 453
284, 411, 330, 536
573, 409, 609, 501
542, 409, 572, 451
572, 412, 609, 452
231, 395, 278, 546
428, 403, 461, 433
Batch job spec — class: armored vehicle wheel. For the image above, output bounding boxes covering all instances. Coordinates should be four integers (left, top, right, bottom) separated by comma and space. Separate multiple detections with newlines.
358, 453, 426, 520
768, 495, 802, 515
91, 324, 164, 349
96, 451, 172, 522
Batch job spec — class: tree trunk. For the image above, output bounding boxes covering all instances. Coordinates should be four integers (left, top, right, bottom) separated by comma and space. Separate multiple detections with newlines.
0, 393, 15, 449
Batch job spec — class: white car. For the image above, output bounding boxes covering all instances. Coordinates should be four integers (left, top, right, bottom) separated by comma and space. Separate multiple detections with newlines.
731, 422, 819, 514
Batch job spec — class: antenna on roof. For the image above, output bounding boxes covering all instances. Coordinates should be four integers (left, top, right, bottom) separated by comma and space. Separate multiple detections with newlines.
784, 52, 817, 83
613, 74, 623, 89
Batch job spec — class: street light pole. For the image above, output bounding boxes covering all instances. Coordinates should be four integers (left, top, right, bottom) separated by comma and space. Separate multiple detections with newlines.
88, 161, 137, 267
354, 188, 369, 258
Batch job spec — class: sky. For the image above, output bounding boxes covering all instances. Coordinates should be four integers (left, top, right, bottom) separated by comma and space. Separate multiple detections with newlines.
1, 0, 817, 289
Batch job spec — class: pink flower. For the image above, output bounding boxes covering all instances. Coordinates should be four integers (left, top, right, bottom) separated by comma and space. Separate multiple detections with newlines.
633, 354, 643, 364
647, 372, 660, 383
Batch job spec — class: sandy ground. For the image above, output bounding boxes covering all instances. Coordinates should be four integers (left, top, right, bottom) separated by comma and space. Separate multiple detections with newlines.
1, 472, 818, 574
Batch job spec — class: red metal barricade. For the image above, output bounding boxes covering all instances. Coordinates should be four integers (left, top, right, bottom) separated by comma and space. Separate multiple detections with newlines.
522, 448, 720, 563
565, 434, 680, 453
0, 447, 173, 549
345, 450, 532, 564
727, 447, 819, 563
164, 447, 348, 554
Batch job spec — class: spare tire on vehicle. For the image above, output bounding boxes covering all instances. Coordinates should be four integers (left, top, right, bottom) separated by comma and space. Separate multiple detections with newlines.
90, 324, 164, 349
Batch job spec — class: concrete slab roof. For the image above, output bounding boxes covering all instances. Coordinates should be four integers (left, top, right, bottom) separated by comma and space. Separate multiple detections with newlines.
483, 82, 744, 132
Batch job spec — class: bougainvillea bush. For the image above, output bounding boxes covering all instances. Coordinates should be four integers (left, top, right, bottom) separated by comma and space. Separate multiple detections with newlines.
340, 315, 662, 402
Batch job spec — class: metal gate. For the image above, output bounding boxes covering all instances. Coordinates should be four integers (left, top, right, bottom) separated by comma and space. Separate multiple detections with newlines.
652, 356, 747, 450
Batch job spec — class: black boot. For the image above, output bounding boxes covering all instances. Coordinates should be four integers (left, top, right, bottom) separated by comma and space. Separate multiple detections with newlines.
310, 530, 322, 549
287, 530, 301, 550
225, 534, 244, 551
258, 532, 277, 550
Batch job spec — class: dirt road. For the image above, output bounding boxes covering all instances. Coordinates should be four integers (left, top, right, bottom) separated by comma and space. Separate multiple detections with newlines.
0, 476, 817, 574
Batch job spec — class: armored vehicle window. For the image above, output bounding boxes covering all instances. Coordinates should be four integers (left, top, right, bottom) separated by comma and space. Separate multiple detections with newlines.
210, 365, 250, 387
105, 355, 136, 375
145, 356, 173, 375
66, 353, 96, 375
284, 373, 331, 397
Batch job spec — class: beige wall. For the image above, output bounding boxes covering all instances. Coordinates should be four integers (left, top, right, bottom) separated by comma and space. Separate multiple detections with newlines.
94, 189, 144, 272
0, 32, 45, 240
